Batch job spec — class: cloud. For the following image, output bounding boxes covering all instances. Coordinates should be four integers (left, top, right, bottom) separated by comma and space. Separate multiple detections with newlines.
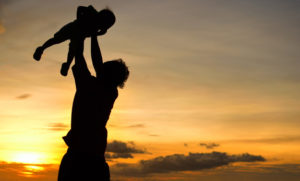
15, 93, 31, 99
111, 152, 265, 177
0, 161, 300, 181
106, 152, 134, 159
199, 142, 220, 149
127, 124, 145, 128
109, 123, 145, 128
47, 123, 68, 131
105, 140, 147, 159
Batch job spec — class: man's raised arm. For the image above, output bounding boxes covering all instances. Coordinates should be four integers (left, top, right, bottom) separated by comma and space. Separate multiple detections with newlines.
91, 35, 103, 77
72, 38, 91, 89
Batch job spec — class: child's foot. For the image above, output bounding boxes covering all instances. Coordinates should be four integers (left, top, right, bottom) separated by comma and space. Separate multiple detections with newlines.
60, 62, 70, 76
33, 46, 44, 61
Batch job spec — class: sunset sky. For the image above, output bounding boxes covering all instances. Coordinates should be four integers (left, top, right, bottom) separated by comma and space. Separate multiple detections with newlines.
1, 0, 300, 180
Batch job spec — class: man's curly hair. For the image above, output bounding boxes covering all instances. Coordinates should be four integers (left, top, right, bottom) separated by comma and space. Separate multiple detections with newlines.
103, 59, 129, 88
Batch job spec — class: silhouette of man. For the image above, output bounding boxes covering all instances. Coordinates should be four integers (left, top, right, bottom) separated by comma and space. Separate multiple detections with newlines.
57, 36, 129, 181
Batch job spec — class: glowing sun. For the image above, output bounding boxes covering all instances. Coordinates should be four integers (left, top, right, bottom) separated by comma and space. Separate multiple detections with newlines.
13, 152, 44, 164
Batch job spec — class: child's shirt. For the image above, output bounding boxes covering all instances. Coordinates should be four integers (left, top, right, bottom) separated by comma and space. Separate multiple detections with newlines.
77, 5, 98, 22
74, 6, 98, 37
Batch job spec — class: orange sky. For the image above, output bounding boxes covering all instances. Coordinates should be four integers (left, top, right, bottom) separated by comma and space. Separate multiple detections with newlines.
0, 0, 300, 180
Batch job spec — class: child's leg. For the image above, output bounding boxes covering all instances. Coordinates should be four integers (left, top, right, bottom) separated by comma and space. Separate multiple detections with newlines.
34, 23, 73, 61
33, 37, 66, 61
60, 42, 75, 76
42, 37, 63, 49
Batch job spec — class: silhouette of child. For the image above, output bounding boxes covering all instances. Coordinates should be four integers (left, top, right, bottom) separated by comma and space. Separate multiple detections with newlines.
33, 5, 115, 76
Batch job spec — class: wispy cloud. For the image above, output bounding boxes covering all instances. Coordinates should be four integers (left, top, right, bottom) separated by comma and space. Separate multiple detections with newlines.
109, 123, 145, 128
227, 135, 300, 144
47, 123, 68, 131
127, 124, 145, 128
105, 140, 147, 159
199, 142, 220, 149
112, 152, 265, 177
15, 93, 31, 100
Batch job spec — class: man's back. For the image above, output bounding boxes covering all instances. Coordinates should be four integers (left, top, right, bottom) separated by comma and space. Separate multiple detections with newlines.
63, 65, 118, 155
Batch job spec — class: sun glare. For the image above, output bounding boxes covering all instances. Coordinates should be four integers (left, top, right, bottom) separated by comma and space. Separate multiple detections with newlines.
20, 165, 45, 177
13, 152, 44, 164
24, 165, 45, 171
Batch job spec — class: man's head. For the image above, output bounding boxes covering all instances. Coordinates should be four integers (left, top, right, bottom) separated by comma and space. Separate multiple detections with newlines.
103, 59, 129, 88
97, 8, 116, 31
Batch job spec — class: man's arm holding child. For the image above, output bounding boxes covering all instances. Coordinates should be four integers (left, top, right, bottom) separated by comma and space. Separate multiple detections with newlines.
91, 35, 103, 77
72, 38, 91, 89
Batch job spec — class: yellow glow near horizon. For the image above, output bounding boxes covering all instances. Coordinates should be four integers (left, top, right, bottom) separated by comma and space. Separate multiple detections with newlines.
20, 165, 45, 178
12, 152, 45, 164
24, 165, 45, 172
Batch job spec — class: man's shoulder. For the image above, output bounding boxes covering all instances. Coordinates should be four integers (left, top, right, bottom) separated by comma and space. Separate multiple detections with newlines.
107, 87, 118, 99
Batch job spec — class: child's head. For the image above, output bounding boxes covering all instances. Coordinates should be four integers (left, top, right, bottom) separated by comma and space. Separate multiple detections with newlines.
97, 8, 116, 31
102, 59, 129, 88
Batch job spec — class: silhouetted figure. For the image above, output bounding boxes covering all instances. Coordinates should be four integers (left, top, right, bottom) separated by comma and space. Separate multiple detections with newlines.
57, 36, 129, 181
33, 5, 115, 76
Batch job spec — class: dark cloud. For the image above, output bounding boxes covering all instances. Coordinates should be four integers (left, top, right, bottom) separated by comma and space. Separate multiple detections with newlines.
148, 134, 159, 137
106, 140, 147, 159
48, 123, 68, 131
106, 152, 134, 159
184, 143, 188, 147
199, 142, 220, 149
15, 93, 31, 100
111, 152, 265, 176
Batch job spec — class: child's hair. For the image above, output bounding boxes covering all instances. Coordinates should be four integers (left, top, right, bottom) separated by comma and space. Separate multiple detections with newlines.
103, 59, 129, 88
98, 8, 116, 30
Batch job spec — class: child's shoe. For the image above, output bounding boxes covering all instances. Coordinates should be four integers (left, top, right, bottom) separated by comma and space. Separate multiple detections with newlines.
60, 62, 70, 76
33, 46, 44, 61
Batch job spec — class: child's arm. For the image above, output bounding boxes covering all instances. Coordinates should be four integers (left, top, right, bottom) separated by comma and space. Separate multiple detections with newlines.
91, 35, 103, 77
